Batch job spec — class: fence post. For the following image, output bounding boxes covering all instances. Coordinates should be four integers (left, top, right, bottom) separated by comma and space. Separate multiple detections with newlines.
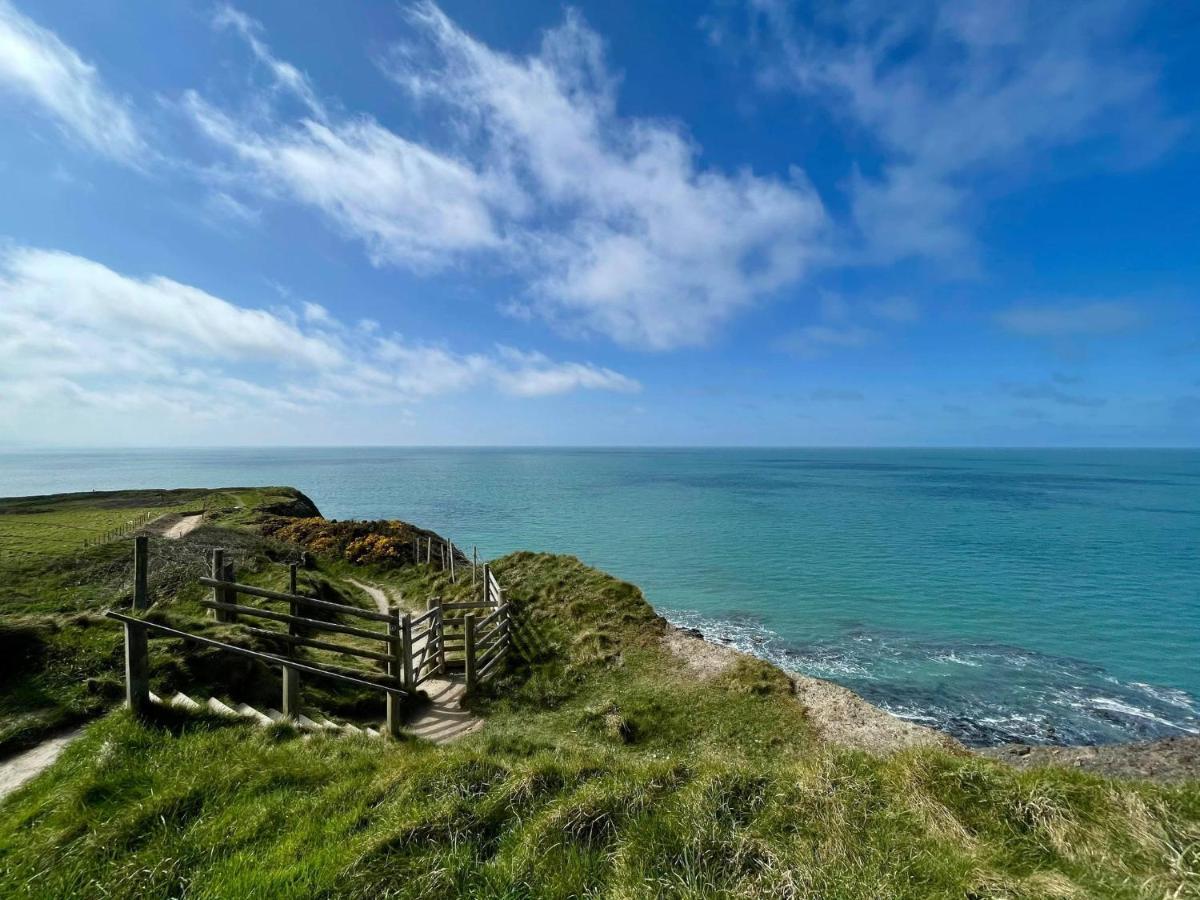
133, 535, 148, 611
386, 607, 403, 739
223, 561, 238, 623
123, 619, 150, 716
464, 613, 477, 692
281, 665, 299, 718
426, 536, 432, 564
211, 549, 224, 621
401, 612, 415, 694
472, 546, 477, 588
449, 543, 456, 583
428, 596, 445, 673
483, 564, 491, 605
288, 563, 298, 595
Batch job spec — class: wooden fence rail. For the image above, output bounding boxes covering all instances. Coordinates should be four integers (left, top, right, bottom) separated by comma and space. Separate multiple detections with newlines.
110, 540, 515, 738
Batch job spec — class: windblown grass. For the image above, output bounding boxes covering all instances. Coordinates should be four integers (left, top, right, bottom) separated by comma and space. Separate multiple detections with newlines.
1, 493, 1198, 897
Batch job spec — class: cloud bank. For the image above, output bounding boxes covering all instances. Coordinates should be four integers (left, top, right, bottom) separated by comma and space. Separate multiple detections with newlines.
0, 246, 639, 434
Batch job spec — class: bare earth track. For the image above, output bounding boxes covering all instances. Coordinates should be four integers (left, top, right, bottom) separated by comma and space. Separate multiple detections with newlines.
0, 728, 83, 802
151, 512, 205, 539
347, 578, 482, 744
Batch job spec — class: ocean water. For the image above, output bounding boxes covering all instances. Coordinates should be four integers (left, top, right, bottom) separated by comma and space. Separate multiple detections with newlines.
2, 447, 1197, 747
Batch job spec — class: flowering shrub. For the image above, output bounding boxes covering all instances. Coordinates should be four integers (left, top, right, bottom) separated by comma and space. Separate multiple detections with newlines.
263, 516, 430, 569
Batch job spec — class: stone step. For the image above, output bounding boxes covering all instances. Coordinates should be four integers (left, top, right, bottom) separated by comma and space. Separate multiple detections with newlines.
235, 703, 273, 725
170, 692, 201, 711
207, 697, 238, 716
149, 690, 391, 739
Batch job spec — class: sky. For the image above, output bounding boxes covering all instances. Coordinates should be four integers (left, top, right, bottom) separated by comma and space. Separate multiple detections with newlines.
0, 0, 1197, 447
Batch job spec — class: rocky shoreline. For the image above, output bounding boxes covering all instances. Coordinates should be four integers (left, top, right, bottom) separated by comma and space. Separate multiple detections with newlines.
666, 624, 1200, 781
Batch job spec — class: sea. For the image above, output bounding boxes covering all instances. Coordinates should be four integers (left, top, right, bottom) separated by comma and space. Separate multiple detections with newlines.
2, 446, 1197, 747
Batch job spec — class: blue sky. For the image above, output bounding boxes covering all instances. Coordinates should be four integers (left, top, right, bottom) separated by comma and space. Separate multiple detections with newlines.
0, 0, 1197, 446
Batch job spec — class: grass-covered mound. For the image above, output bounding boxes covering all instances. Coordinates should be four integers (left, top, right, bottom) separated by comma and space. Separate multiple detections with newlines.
1, 491, 1198, 897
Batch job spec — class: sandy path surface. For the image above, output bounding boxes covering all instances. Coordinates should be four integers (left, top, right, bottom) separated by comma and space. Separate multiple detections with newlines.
663, 626, 957, 755
347, 578, 394, 614
346, 578, 482, 744
149, 512, 205, 539
0, 728, 84, 802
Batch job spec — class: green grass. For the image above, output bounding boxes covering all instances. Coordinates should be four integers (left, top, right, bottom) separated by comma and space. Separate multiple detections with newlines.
1, 491, 1198, 897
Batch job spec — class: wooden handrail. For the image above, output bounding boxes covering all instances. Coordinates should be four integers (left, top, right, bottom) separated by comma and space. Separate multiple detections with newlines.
198, 577, 391, 623
241, 626, 397, 665
105, 611, 406, 696
478, 602, 508, 628
198, 601, 392, 642
411, 606, 440, 627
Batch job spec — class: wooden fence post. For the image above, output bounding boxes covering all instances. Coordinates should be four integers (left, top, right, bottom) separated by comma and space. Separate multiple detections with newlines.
472, 546, 477, 588
483, 564, 491, 605
401, 612, 415, 694
211, 549, 224, 622
133, 535, 148, 611
426, 536, 432, 564
428, 596, 445, 672
386, 608, 403, 739
223, 561, 237, 623
124, 619, 150, 716
287, 563, 299, 640
281, 665, 299, 718
449, 543, 456, 583
464, 613, 477, 692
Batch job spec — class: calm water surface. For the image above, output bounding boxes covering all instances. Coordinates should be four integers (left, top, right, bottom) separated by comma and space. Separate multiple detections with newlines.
2, 447, 1197, 746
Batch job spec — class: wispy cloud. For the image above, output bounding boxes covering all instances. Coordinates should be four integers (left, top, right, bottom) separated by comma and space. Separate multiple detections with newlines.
0, 246, 640, 432
212, 4, 327, 120
867, 296, 920, 323
1001, 380, 1106, 408
776, 323, 875, 357
724, 0, 1180, 266
184, 4, 828, 350
0, 0, 144, 162
995, 301, 1142, 337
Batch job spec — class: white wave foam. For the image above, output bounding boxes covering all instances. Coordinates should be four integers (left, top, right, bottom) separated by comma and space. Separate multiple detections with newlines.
1086, 697, 1200, 734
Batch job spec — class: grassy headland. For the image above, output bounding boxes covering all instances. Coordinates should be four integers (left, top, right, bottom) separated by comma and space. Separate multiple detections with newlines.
0, 488, 1197, 897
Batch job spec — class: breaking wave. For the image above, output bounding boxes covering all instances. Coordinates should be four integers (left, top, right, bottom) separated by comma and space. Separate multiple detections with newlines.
664, 609, 1200, 747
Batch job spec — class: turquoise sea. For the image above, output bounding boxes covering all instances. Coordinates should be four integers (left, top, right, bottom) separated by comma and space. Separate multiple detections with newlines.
2, 447, 1197, 746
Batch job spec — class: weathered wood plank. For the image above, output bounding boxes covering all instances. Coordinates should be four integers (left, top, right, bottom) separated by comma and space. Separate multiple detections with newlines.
198, 577, 390, 622
105, 611, 407, 695
197, 601, 391, 642
241, 625, 397, 664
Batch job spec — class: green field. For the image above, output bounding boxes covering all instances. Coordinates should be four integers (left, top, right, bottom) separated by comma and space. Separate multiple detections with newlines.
0, 490, 1197, 898
0, 487, 310, 559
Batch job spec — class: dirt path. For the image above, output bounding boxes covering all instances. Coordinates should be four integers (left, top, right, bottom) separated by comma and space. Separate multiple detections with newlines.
345, 578, 482, 744
0, 728, 84, 802
149, 512, 204, 539
346, 578, 394, 614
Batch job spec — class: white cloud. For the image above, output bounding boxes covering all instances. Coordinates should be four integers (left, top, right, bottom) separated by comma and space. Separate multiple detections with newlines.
212, 4, 327, 120
0, 0, 143, 161
738, 0, 1179, 265
182, 91, 511, 268
995, 301, 1142, 336
867, 296, 920, 323
776, 323, 875, 357
186, 4, 827, 349
0, 246, 640, 437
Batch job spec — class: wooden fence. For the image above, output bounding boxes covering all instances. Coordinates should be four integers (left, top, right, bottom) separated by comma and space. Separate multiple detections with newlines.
107, 544, 514, 737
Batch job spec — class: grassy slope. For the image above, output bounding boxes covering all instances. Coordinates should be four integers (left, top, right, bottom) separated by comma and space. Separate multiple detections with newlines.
0, 495, 1198, 897
0, 487, 326, 755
